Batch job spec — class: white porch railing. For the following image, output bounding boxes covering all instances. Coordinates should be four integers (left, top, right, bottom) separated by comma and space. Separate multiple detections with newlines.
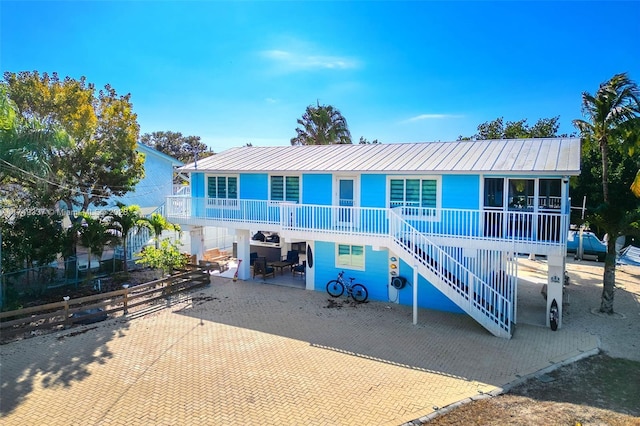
166, 196, 568, 249
395, 207, 567, 246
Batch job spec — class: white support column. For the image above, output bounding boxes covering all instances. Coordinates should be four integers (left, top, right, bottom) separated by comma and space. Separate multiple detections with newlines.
281, 240, 291, 261
305, 241, 315, 291
412, 264, 419, 325
236, 229, 251, 280
189, 226, 204, 261
546, 254, 565, 329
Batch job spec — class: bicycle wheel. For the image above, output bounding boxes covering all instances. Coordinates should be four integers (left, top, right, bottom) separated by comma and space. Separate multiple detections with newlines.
350, 284, 368, 303
326, 280, 344, 297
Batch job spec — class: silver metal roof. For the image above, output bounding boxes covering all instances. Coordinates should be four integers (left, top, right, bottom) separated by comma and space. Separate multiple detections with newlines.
182, 138, 581, 175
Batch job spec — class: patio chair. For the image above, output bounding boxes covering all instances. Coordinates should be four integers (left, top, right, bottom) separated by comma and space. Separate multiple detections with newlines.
253, 257, 275, 279
292, 260, 306, 278
249, 252, 258, 266
283, 250, 299, 265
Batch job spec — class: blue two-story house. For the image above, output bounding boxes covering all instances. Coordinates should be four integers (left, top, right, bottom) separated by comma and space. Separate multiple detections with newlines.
166, 138, 581, 338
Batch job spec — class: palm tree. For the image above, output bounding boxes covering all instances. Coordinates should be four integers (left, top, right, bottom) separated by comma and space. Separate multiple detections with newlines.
573, 72, 640, 314
290, 102, 352, 145
77, 212, 116, 273
142, 212, 180, 249
103, 203, 146, 273
0, 86, 70, 184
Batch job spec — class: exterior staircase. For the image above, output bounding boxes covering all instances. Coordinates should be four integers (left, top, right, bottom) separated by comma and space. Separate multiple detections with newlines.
389, 210, 515, 338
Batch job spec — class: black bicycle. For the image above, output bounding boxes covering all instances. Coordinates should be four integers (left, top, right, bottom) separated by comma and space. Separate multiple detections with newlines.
326, 271, 368, 302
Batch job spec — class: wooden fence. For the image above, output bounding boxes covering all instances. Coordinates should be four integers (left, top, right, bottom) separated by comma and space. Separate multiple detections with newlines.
0, 266, 210, 338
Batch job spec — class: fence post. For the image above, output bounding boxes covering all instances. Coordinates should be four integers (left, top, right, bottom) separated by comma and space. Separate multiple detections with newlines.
165, 274, 172, 307
122, 284, 130, 315
63, 296, 70, 328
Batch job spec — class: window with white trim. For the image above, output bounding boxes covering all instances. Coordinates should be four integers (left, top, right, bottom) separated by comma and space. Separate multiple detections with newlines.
483, 177, 563, 211
336, 244, 364, 270
389, 177, 439, 216
207, 176, 238, 206
270, 175, 299, 202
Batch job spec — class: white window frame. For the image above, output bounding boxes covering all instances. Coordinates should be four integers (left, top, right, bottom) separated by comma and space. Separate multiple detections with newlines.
481, 177, 563, 213
269, 174, 301, 204
387, 175, 441, 220
206, 174, 239, 208
335, 244, 365, 271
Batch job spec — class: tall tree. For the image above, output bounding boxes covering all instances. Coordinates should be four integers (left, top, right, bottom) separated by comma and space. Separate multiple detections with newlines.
458, 116, 563, 140
3, 71, 145, 211
291, 102, 351, 145
140, 130, 214, 163
0, 86, 70, 201
572, 72, 640, 314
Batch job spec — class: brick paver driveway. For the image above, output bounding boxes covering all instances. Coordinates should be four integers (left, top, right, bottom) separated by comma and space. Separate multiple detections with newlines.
1, 275, 597, 425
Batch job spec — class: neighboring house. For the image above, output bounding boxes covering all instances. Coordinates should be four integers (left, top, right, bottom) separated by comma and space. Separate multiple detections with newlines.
82, 143, 183, 262
109, 143, 184, 212
166, 139, 581, 338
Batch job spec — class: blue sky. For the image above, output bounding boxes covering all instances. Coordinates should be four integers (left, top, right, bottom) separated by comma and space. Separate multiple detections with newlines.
1, 1, 639, 152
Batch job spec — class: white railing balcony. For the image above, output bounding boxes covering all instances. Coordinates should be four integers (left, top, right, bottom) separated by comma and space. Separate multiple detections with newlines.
165, 196, 568, 248
397, 207, 568, 247
166, 196, 284, 226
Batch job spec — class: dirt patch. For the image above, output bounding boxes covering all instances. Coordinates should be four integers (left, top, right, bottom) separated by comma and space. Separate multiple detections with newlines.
56, 326, 98, 340
192, 295, 219, 306
324, 298, 366, 309
424, 354, 640, 425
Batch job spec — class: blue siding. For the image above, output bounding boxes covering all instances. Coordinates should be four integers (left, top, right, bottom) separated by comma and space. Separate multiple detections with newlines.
192, 173, 205, 197
416, 274, 465, 313
442, 175, 480, 209
312, 242, 462, 312
240, 174, 268, 200
112, 150, 176, 208
192, 173, 205, 217
312, 241, 339, 292
361, 174, 387, 208
313, 242, 387, 300
397, 259, 464, 313
303, 174, 332, 205
362, 247, 391, 301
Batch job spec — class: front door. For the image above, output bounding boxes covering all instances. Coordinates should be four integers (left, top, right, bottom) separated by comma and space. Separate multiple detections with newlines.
336, 177, 357, 227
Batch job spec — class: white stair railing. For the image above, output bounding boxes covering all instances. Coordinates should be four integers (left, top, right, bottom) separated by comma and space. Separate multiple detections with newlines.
389, 210, 513, 338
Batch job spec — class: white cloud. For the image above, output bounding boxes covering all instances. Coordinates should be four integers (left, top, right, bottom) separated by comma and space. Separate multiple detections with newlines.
402, 114, 463, 124
261, 49, 359, 72
265, 97, 278, 104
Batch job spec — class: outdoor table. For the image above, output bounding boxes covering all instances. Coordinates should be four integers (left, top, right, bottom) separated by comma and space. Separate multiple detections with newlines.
268, 260, 294, 275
